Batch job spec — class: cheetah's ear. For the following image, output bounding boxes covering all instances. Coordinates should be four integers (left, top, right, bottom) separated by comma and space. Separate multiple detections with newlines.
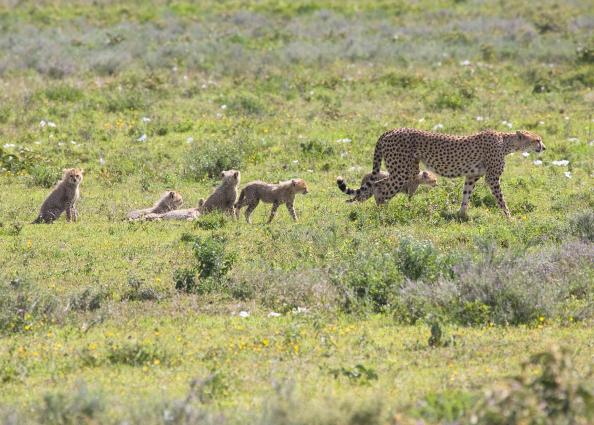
168, 191, 176, 199
516, 130, 527, 140
233, 171, 239, 178
291, 179, 296, 186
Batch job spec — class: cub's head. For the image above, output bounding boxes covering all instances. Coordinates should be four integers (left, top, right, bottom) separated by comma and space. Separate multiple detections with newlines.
221, 170, 241, 186
515, 130, 545, 153
417, 170, 437, 187
161, 191, 183, 208
63, 168, 84, 185
290, 178, 308, 194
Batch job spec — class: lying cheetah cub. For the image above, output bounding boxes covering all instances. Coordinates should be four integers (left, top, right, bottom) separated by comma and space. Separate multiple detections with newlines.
144, 200, 205, 221
127, 191, 183, 220
199, 170, 240, 216
32, 168, 83, 224
235, 178, 308, 224
337, 170, 437, 203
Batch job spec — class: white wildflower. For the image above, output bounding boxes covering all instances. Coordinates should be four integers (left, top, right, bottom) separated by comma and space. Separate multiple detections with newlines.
267, 312, 281, 318
238, 311, 250, 318
137, 134, 147, 142
220, 104, 227, 110
433, 123, 444, 131
476, 116, 484, 121
70, 140, 77, 145
533, 160, 543, 166
142, 117, 151, 123
564, 171, 572, 179
47, 121, 56, 128
567, 137, 578, 142
99, 156, 106, 166
522, 152, 529, 158
295, 307, 309, 315
418, 117, 425, 123
292, 159, 299, 164
460, 60, 471, 66
307, 169, 314, 173
3, 143, 15, 148
186, 137, 194, 144
39, 120, 47, 128
538, 121, 545, 125
551, 160, 569, 166
336, 138, 352, 143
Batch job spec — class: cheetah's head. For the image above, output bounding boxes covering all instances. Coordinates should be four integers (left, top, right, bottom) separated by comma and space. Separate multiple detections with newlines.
164, 191, 184, 208
291, 179, 308, 194
63, 168, 84, 185
418, 171, 437, 186
221, 169, 241, 186
516, 130, 545, 153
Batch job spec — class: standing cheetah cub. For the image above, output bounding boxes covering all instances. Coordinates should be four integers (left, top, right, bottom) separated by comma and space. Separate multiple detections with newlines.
337, 170, 437, 202
235, 178, 308, 224
32, 168, 83, 224
127, 191, 183, 220
199, 170, 240, 216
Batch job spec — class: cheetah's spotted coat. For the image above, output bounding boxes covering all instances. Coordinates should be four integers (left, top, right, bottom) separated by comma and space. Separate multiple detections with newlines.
338, 128, 545, 217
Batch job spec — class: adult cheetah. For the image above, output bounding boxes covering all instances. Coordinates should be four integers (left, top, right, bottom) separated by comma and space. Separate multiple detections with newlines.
337, 128, 545, 217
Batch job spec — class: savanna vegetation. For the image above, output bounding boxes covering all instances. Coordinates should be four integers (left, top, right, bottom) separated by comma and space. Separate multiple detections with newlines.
0, 0, 593, 423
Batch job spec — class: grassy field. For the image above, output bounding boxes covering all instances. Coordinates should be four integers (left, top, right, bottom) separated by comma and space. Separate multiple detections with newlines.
0, 0, 593, 423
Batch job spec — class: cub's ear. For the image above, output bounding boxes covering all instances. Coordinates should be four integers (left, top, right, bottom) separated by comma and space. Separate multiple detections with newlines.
220, 171, 225, 178
422, 171, 429, 178
169, 191, 176, 198
233, 171, 239, 178
291, 179, 297, 186
516, 130, 526, 140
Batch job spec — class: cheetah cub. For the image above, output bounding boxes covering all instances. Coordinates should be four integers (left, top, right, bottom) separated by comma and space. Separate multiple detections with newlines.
144, 199, 205, 221
32, 168, 83, 224
235, 178, 308, 224
199, 170, 240, 216
337, 170, 437, 203
127, 191, 183, 220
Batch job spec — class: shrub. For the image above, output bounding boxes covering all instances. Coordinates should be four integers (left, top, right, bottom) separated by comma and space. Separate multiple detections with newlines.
68, 287, 107, 312
470, 345, 593, 424
122, 277, 162, 302
43, 85, 83, 102
173, 268, 198, 293
192, 235, 236, 281
184, 141, 243, 180
395, 238, 454, 282
570, 210, 594, 242
174, 235, 236, 294
106, 340, 169, 367
28, 165, 59, 188
38, 383, 104, 425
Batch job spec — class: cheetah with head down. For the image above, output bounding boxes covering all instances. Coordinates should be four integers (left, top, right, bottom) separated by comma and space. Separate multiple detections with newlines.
337, 128, 545, 217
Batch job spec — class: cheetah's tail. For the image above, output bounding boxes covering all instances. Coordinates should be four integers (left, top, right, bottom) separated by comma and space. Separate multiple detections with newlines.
234, 189, 246, 209
336, 176, 357, 196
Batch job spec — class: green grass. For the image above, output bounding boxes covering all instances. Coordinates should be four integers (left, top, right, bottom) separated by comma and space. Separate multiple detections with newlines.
0, 0, 593, 423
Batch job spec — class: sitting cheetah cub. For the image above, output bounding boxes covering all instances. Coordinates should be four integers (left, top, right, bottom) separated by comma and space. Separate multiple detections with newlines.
32, 168, 83, 224
235, 178, 308, 224
338, 170, 437, 203
144, 200, 205, 221
127, 191, 183, 220
199, 170, 240, 216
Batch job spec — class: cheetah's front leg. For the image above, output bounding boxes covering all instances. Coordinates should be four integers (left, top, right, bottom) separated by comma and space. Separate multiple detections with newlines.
286, 201, 297, 221
486, 174, 510, 218
267, 201, 280, 223
459, 175, 481, 217
65, 202, 72, 222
